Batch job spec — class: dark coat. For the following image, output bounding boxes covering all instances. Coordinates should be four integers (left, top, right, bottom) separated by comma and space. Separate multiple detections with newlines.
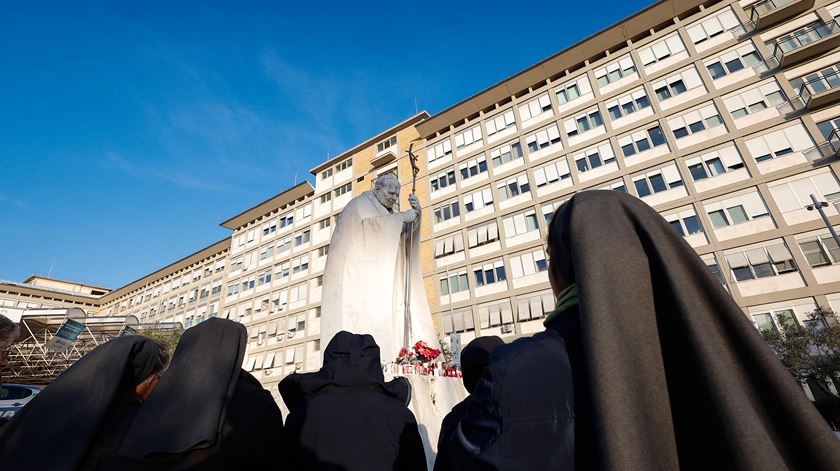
0, 336, 165, 471
434, 304, 590, 470
117, 318, 283, 471
279, 331, 427, 471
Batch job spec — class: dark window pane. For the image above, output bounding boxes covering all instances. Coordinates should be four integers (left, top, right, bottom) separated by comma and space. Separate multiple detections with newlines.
683, 215, 703, 234
689, 164, 708, 181
670, 220, 685, 236
649, 174, 667, 193
649, 126, 666, 146
634, 179, 651, 197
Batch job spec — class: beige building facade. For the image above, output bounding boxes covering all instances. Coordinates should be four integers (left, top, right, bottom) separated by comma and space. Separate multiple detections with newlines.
416, 0, 840, 345
5, 0, 840, 392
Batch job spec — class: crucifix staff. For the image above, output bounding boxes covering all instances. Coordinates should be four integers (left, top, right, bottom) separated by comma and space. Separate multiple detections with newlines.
403, 144, 420, 350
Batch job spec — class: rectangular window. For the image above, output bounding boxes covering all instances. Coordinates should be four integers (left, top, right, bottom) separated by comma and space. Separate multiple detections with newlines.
667, 104, 724, 139
441, 308, 475, 334
490, 141, 524, 167
541, 199, 567, 224
434, 233, 466, 259
664, 207, 704, 236
533, 158, 571, 187
605, 87, 651, 121
291, 255, 310, 274
485, 110, 517, 138
726, 243, 797, 281
320, 168, 333, 179
294, 230, 310, 246
478, 299, 514, 328
686, 7, 740, 46
277, 236, 292, 254
704, 43, 761, 80
555, 74, 593, 106
319, 192, 332, 204
685, 145, 744, 181
517, 92, 553, 123
524, 123, 562, 153
335, 159, 352, 172
257, 269, 272, 286
427, 138, 453, 163
723, 80, 786, 119
467, 221, 500, 248
573, 141, 616, 173
798, 236, 836, 267
275, 262, 290, 280
744, 124, 814, 163
637, 34, 686, 67
458, 155, 489, 182
473, 260, 506, 287
376, 135, 397, 153
433, 199, 461, 223
652, 67, 704, 103
334, 183, 352, 197
496, 173, 531, 201
430, 168, 456, 192
464, 187, 494, 213
632, 164, 683, 197
318, 218, 331, 230
502, 209, 540, 238
439, 270, 469, 296
455, 124, 483, 150
705, 190, 770, 228
594, 54, 637, 88
564, 107, 603, 137
509, 248, 548, 278
768, 170, 840, 213
618, 124, 667, 158
516, 290, 555, 321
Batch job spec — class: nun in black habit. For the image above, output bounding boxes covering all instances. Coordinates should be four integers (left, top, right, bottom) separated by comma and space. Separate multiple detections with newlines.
434, 336, 503, 471
116, 317, 283, 470
439, 190, 840, 470
279, 331, 427, 471
0, 335, 169, 471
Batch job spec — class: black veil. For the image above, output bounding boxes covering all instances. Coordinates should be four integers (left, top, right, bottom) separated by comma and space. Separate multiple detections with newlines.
551, 191, 840, 469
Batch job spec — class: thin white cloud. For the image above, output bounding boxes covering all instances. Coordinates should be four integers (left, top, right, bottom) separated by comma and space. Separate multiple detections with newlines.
0, 193, 26, 209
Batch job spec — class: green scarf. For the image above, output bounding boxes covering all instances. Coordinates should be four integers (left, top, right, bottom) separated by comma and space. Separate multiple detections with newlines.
543, 283, 578, 326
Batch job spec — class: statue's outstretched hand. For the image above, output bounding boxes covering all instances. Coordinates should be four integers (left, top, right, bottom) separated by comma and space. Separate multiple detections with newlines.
401, 209, 418, 223
408, 193, 421, 211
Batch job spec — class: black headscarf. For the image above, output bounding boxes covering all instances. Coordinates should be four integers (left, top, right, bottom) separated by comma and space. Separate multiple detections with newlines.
0, 335, 165, 471
459, 336, 503, 394
119, 318, 246, 461
548, 191, 840, 470
280, 331, 410, 406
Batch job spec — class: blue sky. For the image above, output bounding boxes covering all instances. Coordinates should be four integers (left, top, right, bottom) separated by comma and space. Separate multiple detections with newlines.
0, 0, 652, 288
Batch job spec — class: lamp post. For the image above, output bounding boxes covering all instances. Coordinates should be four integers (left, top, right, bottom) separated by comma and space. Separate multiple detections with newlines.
806, 193, 840, 248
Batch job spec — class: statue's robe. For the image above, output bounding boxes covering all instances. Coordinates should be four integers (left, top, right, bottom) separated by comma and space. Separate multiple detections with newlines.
320, 190, 438, 362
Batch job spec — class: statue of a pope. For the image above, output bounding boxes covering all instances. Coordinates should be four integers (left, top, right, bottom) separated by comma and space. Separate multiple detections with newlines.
319, 174, 438, 362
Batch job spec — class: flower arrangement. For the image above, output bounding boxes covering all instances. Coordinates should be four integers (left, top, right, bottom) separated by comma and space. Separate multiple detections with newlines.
413, 340, 441, 365
395, 347, 417, 365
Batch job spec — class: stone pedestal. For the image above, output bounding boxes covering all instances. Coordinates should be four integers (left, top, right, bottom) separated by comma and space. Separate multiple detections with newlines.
385, 374, 467, 469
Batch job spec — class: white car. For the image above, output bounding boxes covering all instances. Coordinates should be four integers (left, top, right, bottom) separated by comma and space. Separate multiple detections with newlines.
0, 384, 40, 424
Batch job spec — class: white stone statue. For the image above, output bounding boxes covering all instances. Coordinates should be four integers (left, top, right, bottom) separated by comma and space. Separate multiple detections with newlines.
320, 174, 438, 362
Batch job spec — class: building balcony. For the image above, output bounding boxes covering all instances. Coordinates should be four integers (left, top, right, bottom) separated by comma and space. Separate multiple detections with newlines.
770, 20, 840, 68
747, 0, 815, 31
796, 70, 840, 110
826, 129, 840, 157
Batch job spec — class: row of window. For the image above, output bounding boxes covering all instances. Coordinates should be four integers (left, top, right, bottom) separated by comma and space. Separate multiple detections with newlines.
431, 93, 811, 200
440, 289, 555, 334
429, 12, 759, 168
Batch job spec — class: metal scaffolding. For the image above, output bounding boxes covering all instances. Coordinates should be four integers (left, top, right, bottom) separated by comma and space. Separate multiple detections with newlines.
3, 308, 180, 384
